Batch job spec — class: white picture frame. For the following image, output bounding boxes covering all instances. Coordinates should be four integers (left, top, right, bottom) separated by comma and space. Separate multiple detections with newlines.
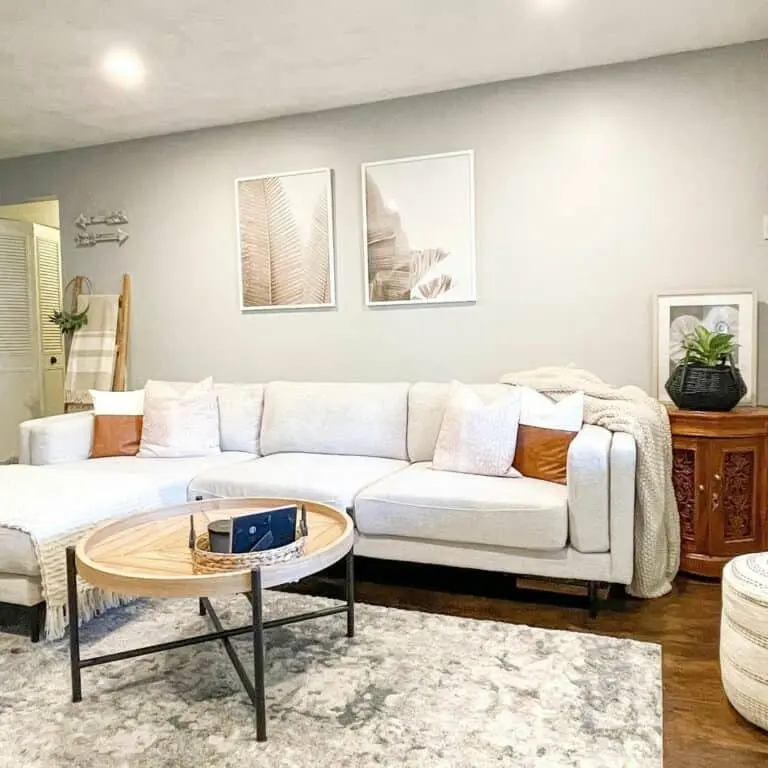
654, 290, 758, 405
235, 167, 335, 311
361, 150, 476, 307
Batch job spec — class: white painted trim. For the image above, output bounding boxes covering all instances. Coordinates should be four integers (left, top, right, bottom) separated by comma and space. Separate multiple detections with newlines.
362, 149, 476, 169
234, 167, 336, 312
32, 224, 57, 414
234, 166, 333, 184
361, 150, 476, 308
652, 288, 758, 404
0, 219, 37, 459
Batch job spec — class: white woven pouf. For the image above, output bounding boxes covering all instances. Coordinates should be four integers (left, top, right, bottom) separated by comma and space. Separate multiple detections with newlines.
721, 553, 768, 731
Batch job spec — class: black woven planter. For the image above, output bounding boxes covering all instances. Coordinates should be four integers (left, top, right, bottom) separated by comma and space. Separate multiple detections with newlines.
665, 362, 747, 411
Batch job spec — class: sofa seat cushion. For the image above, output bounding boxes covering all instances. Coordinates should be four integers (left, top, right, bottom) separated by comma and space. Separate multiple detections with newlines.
51, 452, 255, 505
189, 453, 409, 510
355, 462, 568, 550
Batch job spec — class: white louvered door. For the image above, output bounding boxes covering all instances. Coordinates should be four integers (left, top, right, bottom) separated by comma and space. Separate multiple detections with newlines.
0, 219, 36, 460
33, 224, 64, 415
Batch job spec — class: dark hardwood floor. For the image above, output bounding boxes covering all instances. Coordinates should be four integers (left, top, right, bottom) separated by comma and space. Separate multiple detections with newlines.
293, 559, 768, 768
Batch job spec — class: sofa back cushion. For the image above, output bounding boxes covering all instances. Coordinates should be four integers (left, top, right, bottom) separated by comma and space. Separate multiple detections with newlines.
407, 382, 512, 462
261, 382, 409, 460
215, 383, 264, 454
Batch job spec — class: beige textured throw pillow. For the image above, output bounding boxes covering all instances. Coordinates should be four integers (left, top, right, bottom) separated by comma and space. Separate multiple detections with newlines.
144, 377, 214, 397
138, 390, 221, 458
433, 383, 522, 477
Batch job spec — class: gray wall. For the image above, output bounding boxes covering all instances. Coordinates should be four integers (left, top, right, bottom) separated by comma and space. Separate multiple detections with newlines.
1, 42, 767, 398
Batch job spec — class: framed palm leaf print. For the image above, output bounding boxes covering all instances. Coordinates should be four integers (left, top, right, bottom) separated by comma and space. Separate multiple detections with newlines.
362, 151, 476, 306
236, 168, 335, 310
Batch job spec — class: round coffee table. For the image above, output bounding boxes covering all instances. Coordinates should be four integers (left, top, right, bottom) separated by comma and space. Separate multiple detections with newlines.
67, 497, 355, 742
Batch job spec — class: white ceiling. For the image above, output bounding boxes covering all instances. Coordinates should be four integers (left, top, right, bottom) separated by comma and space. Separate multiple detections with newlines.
2, 0, 768, 160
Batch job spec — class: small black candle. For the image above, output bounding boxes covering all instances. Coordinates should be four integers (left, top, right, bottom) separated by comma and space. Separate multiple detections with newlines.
208, 519, 232, 553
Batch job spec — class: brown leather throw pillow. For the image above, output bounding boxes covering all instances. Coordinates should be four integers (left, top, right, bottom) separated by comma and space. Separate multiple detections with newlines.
512, 425, 577, 485
88, 389, 145, 458
91, 414, 144, 458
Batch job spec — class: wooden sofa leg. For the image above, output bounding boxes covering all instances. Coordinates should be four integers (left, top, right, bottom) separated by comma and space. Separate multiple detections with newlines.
29, 601, 46, 643
587, 582, 600, 619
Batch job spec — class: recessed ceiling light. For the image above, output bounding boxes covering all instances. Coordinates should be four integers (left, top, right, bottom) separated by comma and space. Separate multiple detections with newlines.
102, 47, 145, 89
533, 0, 570, 10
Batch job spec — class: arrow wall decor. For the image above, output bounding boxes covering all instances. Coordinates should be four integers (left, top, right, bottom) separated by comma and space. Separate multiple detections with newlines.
74, 211, 128, 230
74, 229, 130, 248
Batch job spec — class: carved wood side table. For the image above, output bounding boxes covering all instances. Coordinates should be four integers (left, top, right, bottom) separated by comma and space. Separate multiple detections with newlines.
668, 406, 768, 578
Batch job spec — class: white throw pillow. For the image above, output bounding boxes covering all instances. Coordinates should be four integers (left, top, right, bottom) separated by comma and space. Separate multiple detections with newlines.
519, 388, 584, 431
433, 382, 522, 477
88, 389, 144, 415
138, 390, 221, 458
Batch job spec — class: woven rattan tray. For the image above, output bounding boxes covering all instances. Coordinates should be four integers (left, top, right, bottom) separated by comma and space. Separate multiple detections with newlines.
191, 531, 307, 574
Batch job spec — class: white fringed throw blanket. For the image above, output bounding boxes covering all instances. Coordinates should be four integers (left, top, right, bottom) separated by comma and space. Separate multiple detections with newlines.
0, 466, 161, 639
499, 367, 680, 598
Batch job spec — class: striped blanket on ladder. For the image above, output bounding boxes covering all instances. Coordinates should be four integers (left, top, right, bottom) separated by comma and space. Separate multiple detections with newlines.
64, 294, 120, 407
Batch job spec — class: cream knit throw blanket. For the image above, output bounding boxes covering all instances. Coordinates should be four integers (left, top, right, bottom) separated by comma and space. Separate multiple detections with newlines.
0, 466, 161, 640
499, 367, 680, 598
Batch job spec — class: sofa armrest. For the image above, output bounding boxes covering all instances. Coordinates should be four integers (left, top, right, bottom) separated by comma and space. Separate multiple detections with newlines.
609, 431, 637, 585
19, 412, 94, 465
567, 425, 611, 553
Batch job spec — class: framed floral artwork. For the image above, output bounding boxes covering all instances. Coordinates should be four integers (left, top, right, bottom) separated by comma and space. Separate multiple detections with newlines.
654, 291, 757, 404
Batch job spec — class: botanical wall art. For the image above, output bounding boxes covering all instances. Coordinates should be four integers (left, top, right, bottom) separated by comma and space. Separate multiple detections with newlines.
362, 151, 476, 306
236, 168, 335, 310
655, 291, 757, 404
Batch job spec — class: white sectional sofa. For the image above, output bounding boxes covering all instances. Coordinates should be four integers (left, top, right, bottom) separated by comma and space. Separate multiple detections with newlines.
5, 381, 637, 638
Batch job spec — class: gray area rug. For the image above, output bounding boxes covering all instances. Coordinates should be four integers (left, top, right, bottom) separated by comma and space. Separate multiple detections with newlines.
0, 592, 662, 767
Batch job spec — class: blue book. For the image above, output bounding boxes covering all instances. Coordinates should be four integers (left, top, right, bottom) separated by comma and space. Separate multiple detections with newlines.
230, 505, 298, 554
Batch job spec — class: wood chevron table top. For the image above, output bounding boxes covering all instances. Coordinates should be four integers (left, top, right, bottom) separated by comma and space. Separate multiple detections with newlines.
76, 497, 352, 598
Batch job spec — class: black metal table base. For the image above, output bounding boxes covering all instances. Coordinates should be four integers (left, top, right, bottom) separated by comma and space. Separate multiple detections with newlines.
65, 545, 355, 742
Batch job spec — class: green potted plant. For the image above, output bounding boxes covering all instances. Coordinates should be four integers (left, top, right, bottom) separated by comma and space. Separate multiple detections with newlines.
48, 276, 92, 336
665, 325, 746, 411
48, 307, 89, 334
